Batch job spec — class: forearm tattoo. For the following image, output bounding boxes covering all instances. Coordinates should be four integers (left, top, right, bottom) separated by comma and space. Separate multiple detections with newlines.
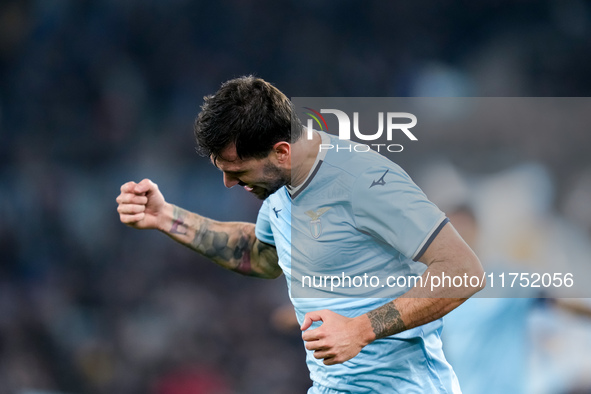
170, 206, 188, 235
367, 302, 407, 339
168, 206, 278, 277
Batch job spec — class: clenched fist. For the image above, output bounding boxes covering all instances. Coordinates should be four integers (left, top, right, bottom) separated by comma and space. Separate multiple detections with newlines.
116, 179, 167, 230
301, 309, 373, 366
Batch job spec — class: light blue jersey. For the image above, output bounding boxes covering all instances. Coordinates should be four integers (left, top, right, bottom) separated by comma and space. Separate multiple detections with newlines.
256, 132, 459, 393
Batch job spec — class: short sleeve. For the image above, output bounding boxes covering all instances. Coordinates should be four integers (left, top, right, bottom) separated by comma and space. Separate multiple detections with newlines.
352, 165, 448, 261
255, 198, 276, 245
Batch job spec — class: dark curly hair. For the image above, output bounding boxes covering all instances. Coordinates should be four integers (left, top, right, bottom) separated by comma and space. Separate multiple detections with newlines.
194, 76, 303, 161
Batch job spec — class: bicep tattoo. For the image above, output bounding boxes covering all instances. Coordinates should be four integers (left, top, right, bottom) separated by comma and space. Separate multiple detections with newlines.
191, 219, 250, 267
166, 206, 278, 277
251, 239, 280, 277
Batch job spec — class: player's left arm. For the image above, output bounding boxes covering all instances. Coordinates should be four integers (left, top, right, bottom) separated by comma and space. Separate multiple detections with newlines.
301, 221, 485, 365
364, 221, 484, 337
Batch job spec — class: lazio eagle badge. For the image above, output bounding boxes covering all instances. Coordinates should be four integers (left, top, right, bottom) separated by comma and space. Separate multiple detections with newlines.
305, 207, 331, 239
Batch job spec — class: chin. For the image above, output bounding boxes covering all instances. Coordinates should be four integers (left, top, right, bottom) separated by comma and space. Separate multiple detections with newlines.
252, 184, 283, 200
248, 175, 288, 200
249, 186, 270, 200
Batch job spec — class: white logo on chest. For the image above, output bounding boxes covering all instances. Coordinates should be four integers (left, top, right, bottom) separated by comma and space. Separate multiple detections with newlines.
305, 207, 331, 239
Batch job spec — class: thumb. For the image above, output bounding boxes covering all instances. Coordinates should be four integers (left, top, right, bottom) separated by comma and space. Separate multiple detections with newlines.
301, 310, 325, 331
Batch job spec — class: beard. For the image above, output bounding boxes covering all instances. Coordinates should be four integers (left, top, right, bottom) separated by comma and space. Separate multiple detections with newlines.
250, 162, 290, 200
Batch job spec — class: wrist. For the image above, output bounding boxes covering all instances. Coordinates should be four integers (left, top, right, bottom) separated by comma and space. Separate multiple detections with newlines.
157, 202, 174, 232
353, 314, 376, 346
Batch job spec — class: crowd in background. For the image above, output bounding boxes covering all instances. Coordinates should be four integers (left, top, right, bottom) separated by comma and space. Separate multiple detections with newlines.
1, 1, 591, 393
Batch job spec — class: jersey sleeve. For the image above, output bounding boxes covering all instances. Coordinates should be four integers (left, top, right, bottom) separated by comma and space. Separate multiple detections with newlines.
255, 198, 276, 245
352, 165, 448, 261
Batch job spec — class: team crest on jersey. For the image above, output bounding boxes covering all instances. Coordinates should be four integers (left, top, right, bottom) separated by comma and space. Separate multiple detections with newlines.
305, 207, 331, 239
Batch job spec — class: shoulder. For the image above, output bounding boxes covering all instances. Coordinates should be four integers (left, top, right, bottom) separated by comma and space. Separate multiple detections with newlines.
320, 133, 407, 183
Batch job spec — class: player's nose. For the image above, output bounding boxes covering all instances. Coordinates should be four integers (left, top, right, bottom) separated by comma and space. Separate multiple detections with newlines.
223, 172, 240, 188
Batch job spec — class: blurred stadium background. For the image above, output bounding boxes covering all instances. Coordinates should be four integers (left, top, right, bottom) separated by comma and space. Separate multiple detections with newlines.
1, 1, 591, 393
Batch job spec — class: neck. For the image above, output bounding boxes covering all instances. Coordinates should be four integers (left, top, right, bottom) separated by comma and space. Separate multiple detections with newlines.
290, 129, 321, 188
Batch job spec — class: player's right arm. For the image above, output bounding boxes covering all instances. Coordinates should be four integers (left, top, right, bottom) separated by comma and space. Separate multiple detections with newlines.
116, 179, 281, 279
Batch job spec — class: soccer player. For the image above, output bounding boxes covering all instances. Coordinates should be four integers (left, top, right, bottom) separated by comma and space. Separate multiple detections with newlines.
116, 76, 485, 393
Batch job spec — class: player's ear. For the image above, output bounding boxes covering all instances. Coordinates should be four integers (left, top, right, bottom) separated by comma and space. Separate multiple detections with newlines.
273, 141, 290, 164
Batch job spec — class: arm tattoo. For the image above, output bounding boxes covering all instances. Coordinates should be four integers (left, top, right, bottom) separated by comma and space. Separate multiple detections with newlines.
170, 206, 188, 235
165, 205, 279, 278
191, 219, 250, 267
191, 219, 278, 277
367, 302, 407, 339
251, 240, 279, 276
